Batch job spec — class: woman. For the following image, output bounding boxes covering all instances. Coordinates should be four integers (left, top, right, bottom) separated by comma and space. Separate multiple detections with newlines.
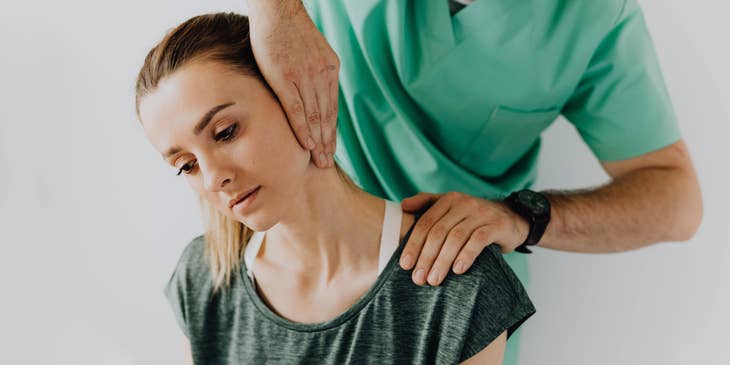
136, 12, 535, 364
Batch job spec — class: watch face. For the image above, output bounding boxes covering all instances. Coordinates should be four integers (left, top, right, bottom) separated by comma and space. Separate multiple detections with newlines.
517, 190, 549, 215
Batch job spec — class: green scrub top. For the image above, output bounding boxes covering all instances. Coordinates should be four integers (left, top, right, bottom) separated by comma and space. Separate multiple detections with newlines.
306, 0, 681, 363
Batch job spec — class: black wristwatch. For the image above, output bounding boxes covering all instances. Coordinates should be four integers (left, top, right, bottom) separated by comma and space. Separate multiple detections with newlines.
503, 189, 551, 254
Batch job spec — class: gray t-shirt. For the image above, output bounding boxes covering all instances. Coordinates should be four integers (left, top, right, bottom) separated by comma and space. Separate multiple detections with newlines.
164, 214, 535, 364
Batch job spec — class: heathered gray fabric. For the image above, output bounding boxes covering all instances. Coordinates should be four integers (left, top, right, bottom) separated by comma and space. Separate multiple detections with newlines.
163, 214, 535, 364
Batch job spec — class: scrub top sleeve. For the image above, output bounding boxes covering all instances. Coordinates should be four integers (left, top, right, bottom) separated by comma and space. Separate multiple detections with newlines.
561, 0, 681, 162
458, 245, 537, 363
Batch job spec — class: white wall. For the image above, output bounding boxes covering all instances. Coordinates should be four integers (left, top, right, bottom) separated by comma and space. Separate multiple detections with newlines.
0, 1, 727, 364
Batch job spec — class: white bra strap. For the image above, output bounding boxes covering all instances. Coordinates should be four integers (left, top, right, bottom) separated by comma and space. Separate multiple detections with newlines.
244, 231, 266, 284
244, 199, 402, 283
378, 200, 403, 274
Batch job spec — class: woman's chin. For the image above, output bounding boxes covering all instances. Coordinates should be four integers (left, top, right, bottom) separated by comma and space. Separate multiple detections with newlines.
242, 217, 277, 233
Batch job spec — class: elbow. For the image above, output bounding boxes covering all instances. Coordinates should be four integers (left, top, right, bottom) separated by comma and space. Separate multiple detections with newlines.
674, 188, 704, 242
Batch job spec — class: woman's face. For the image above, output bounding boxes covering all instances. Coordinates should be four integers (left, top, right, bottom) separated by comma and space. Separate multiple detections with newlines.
138, 60, 311, 231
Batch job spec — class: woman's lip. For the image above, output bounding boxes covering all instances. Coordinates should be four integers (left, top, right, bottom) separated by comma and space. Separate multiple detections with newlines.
229, 186, 259, 208
233, 186, 260, 208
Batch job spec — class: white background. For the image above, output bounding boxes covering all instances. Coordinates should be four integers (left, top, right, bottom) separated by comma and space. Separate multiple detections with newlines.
0, 1, 727, 364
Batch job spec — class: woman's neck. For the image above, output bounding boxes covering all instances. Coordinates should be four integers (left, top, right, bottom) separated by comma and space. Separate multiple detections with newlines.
261, 165, 391, 284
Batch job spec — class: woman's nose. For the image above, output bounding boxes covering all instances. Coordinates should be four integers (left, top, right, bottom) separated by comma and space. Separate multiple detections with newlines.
201, 160, 233, 192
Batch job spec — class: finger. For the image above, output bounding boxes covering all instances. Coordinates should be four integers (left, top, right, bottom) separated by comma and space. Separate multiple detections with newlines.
413, 208, 467, 286
297, 78, 327, 168
314, 66, 335, 168
321, 78, 339, 167
399, 194, 449, 271
427, 218, 482, 286
277, 82, 314, 152
452, 226, 496, 275
400, 192, 440, 213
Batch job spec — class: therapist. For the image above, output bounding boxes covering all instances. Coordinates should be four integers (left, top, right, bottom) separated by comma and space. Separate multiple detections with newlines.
246, 0, 703, 363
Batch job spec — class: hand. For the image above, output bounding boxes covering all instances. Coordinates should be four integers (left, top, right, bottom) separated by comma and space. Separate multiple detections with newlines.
399, 192, 530, 286
248, 0, 340, 168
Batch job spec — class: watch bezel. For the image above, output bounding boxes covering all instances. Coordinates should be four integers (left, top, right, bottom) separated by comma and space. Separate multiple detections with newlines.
505, 189, 551, 251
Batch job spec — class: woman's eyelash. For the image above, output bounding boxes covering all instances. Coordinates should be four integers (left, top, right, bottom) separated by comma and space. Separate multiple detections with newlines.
176, 162, 195, 176
215, 124, 237, 141
175, 123, 238, 176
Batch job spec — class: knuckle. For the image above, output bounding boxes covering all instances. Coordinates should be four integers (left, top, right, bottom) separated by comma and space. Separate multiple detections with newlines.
473, 229, 490, 243
288, 101, 305, 115
318, 59, 330, 73
449, 227, 467, 241
477, 202, 491, 214
419, 215, 434, 228
430, 224, 447, 238
432, 262, 448, 274
327, 55, 340, 69
321, 113, 334, 127
461, 247, 481, 259
492, 214, 508, 228
404, 236, 422, 249
294, 126, 310, 137
283, 69, 299, 82
419, 251, 438, 263
326, 108, 338, 123
445, 191, 461, 200
307, 112, 321, 124
401, 251, 415, 262
306, 66, 317, 78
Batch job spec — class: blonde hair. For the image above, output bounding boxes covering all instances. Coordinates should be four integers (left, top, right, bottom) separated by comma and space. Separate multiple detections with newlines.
135, 12, 359, 292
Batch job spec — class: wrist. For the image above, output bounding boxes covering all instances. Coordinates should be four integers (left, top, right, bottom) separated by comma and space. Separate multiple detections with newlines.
513, 208, 531, 248
503, 189, 551, 253
537, 192, 562, 248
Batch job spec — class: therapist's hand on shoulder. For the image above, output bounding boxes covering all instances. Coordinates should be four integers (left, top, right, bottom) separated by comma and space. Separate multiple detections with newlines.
400, 192, 530, 286
247, 0, 340, 168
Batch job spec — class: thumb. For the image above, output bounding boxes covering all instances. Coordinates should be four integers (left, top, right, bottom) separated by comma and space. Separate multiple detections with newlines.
400, 192, 439, 213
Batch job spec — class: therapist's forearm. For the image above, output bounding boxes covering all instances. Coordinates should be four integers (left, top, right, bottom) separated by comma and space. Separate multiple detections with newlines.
538, 167, 703, 253
247, 0, 302, 17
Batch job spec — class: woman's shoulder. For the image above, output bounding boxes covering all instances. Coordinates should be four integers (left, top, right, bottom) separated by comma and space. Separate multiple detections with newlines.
171, 235, 210, 278
176, 234, 208, 268
384, 244, 535, 362
164, 235, 215, 298
448, 244, 534, 318
453, 245, 536, 360
162, 234, 216, 338
387, 243, 533, 308
467, 244, 528, 295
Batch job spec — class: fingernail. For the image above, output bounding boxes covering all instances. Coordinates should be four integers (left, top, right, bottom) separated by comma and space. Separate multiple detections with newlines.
414, 269, 426, 284
307, 137, 315, 150
455, 261, 465, 274
319, 152, 326, 166
401, 255, 413, 269
427, 269, 440, 285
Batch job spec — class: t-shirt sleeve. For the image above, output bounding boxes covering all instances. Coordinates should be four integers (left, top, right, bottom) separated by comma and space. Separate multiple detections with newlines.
458, 244, 536, 363
162, 235, 208, 338
561, 0, 681, 162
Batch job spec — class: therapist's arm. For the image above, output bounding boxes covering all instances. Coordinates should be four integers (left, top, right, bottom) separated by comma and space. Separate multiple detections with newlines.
400, 139, 703, 286
247, 0, 340, 168
538, 139, 703, 252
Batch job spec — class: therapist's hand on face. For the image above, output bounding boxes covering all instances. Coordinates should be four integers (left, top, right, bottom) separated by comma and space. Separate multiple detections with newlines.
247, 0, 340, 168
399, 192, 530, 286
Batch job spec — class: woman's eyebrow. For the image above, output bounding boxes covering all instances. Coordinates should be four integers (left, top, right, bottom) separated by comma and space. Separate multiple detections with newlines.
162, 101, 236, 159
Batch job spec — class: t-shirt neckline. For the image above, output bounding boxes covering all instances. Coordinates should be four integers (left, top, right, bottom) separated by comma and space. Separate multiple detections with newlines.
238, 201, 421, 332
